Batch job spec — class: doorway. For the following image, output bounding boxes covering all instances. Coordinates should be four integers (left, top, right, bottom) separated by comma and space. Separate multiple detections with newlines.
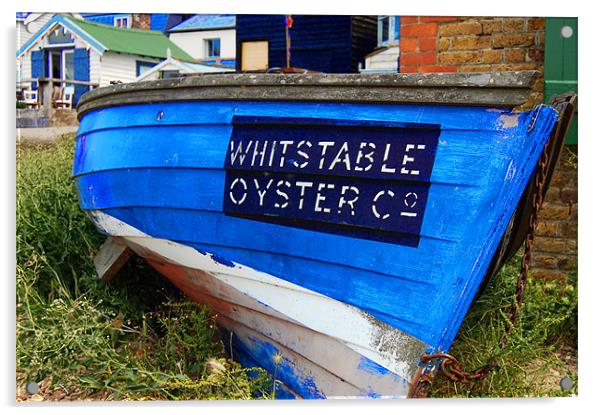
47, 49, 74, 85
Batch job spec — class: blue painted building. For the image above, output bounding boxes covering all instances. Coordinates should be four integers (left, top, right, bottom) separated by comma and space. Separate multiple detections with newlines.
167, 15, 236, 68
235, 15, 377, 73
81, 13, 192, 33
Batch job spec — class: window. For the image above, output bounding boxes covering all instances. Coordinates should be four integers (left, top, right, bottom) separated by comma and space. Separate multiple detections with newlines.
114, 16, 130, 28
136, 61, 156, 77
161, 70, 181, 80
205, 38, 221, 58
63, 50, 74, 81
241, 41, 269, 71
48, 27, 74, 45
378, 16, 400, 45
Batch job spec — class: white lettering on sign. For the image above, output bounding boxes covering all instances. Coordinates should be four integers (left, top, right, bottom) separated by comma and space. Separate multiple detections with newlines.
253, 178, 273, 207
328, 142, 352, 171
275, 180, 291, 208
227, 177, 422, 221
229, 178, 248, 205
315, 183, 335, 213
278, 140, 294, 167
372, 190, 395, 220
317, 141, 336, 169
228, 139, 432, 178
230, 141, 254, 165
295, 181, 313, 210
354, 142, 375, 172
337, 185, 359, 216
293, 140, 312, 168
400, 144, 426, 176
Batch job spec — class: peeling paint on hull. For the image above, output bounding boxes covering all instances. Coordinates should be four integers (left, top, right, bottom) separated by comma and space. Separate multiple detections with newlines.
89, 211, 425, 398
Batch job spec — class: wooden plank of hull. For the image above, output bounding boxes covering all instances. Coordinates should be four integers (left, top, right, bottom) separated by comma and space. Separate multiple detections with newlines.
142, 255, 409, 398
93, 236, 132, 282
76, 99, 558, 354
219, 316, 363, 399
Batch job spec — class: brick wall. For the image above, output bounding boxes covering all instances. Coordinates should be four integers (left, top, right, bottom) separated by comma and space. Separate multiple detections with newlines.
532, 147, 578, 280
131, 14, 151, 30
399, 16, 577, 280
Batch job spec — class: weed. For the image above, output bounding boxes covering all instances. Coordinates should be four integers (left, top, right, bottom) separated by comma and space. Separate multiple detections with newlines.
429, 254, 578, 398
16, 136, 272, 401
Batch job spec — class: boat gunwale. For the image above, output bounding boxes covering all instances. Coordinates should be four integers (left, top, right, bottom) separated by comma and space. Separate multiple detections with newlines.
76, 71, 540, 119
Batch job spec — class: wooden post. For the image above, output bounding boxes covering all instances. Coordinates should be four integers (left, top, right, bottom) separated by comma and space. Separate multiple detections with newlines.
285, 23, 291, 69
94, 237, 133, 282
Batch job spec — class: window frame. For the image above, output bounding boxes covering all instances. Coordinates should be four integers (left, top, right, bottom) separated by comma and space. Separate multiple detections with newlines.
377, 16, 400, 46
114, 16, 131, 28
205, 38, 221, 58
136, 60, 156, 77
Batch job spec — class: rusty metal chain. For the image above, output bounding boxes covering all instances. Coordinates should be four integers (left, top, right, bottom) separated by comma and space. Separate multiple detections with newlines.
410, 137, 553, 397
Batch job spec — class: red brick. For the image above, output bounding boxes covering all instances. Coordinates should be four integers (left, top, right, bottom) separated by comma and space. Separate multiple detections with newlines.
482, 49, 503, 64
450, 35, 491, 50
544, 185, 561, 201
531, 269, 567, 281
419, 37, 437, 51
418, 65, 458, 73
556, 255, 577, 271
457, 64, 493, 72
533, 237, 566, 254
482, 19, 502, 34
527, 47, 544, 62
401, 16, 418, 24
506, 48, 526, 63
400, 23, 439, 37
566, 239, 578, 252
400, 52, 436, 65
420, 16, 459, 23
570, 204, 578, 221
439, 21, 482, 36
558, 223, 577, 239
492, 33, 535, 48
560, 188, 578, 204
439, 50, 482, 64
532, 254, 557, 269
527, 17, 545, 31
400, 38, 418, 52
503, 18, 526, 33
398, 65, 418, 73
539, 204, 571, 220
489, 63, 538, 71
535, 222, 558, 237
550, 170, 574, 187
439, 37, 451, 51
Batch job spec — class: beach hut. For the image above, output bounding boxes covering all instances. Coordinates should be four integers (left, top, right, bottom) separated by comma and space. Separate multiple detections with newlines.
235, 15, 377, 73
167, 14, 236, 69
361, 16, 400, 73
16, 14, 193, 105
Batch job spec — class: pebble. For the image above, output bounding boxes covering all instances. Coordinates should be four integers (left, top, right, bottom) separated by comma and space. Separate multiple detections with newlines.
26, 381, 39, 395
560, 376, 573, 391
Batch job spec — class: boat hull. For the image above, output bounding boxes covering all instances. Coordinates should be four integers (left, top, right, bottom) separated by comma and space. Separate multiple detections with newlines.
90, 210, 425, 398
73, 73, 560, 399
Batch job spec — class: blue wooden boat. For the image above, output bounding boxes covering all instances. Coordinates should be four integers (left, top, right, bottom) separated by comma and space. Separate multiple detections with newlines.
74, 72, 572, 399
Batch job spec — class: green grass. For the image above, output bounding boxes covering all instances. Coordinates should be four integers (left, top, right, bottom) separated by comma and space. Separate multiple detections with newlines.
429, 255, 578, 398
16, 136, 578, 400
16, 136, 272, 401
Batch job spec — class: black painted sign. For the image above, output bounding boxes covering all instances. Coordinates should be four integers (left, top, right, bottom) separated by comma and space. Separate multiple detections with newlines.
223, 116, 440, 247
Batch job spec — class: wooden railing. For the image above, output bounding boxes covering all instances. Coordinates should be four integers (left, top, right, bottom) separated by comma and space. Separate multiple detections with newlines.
17, 78, 100, 112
